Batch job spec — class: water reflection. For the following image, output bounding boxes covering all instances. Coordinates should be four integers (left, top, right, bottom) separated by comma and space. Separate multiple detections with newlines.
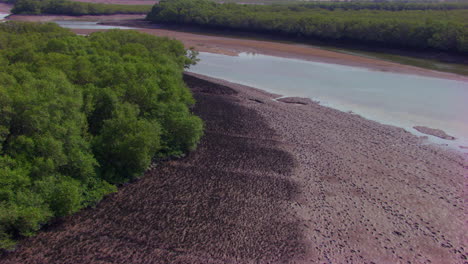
55, 20, 134, 29
189, 52, 468, 151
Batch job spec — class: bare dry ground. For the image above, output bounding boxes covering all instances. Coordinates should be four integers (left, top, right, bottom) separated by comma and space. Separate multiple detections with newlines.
1, 73, 466, 264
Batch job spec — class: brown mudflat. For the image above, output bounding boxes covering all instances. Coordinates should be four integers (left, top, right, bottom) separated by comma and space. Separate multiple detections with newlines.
414, 126, 456, 140
193, 74, 468, 263
0, 74, 304, 264
1, 74, 467, 264
0, 3, 11, 13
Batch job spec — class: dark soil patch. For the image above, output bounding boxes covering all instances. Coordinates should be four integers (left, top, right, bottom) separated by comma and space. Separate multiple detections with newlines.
0, 75, 304, 264
184, 74, 237, 95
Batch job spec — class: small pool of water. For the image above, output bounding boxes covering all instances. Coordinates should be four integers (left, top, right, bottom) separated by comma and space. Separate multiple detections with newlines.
189, 52, 468, 152
55, 20, 135, 29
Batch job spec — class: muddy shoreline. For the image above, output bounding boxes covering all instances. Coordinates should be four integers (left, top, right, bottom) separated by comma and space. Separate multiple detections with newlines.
0, 3, 12, 13
2, 73, 466, 263
120, 20, 468, 65
75, 20, 468, 82
414, 126, 456, 141
4, 13, 468, 81
7, 14, 146, 22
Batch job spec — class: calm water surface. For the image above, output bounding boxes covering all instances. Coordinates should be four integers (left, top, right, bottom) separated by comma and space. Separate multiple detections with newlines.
46, 20, 468, 152
55, 21, 134, 29
189, 52, 468, 151
0, 13, 8, 20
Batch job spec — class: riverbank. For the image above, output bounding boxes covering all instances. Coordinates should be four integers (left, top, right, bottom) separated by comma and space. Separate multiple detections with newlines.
75, 20, 468, 82
2, 73, 466, 263
4, 13, 468, 81
0, 3, 12, 13
6, 14, 145, 22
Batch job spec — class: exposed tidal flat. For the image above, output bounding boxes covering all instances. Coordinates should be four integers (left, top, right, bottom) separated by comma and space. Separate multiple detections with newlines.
189, 52, 468, 153
1, 12, 467, 263
2, 73, 466, 263
0, 3, 11, 20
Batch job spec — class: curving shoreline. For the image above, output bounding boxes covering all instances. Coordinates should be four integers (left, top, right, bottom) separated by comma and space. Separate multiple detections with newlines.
2, 73, 466, 263
0, 3, 11, 13
80, 23, 468, 82
413, 126, 456, 141
4, 12, 468, 81
187, 73, 467, 263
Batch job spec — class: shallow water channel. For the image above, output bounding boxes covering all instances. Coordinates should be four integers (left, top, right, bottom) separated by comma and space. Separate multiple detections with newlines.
17, 19, 468, 152
0, 12, 8, 21
189, 52, 468, 152
55, 20, 134, 29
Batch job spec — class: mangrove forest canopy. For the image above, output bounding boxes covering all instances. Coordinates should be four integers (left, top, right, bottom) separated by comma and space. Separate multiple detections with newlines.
147, 0, 468, 53
11, 0, 152, 15
0, 22, 203, 249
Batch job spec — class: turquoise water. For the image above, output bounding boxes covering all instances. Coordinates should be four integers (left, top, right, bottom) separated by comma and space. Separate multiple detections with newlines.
189, 52, 468, 151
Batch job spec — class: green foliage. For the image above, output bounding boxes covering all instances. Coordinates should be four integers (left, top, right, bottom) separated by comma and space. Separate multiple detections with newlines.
220, 0, 468, 10
93, 103, 162, 183
11, 0, 152, 15
0, 22, 203, 249
147, 0, 468, 53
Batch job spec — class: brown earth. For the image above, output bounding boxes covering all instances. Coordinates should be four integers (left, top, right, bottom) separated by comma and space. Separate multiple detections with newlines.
1, 73, 467, 264
0, 74, 305, 264
276, 97, 316, 105
0, 3, 12, 13
414, 126, 456, 141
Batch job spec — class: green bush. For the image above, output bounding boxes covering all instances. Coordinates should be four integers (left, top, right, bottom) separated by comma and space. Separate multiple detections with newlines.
0, 22, 203, 249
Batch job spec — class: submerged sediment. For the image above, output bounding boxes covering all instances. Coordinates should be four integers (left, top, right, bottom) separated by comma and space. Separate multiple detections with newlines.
414, 125, 456, 140
1, 73, 466, 264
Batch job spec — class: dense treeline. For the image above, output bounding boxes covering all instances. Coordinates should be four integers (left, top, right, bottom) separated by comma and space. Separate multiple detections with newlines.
11, 0, 152, 15
221, 0, 468, 6
147, 0, 468, 53
219, 1, 468, 10
290, 1, 468, 11
0, 22, 203, 249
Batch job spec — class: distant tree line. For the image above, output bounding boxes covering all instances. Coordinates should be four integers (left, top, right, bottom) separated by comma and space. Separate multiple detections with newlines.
147, 0, 468, 53
11, 0, 152, 15
291, 1, 468, 11
218, 0, 468, 5
0, 22, 203, 249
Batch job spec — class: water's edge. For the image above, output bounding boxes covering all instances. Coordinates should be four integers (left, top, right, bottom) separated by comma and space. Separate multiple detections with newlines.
188, 52, 468, 153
